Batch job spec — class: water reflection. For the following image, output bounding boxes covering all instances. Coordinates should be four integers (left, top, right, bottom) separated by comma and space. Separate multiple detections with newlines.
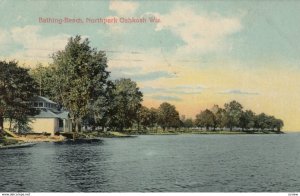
51, 140, 109, 192
0, 149, 35, 191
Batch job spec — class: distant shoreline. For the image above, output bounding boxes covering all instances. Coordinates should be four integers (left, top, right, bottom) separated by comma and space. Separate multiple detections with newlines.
125, 130, 285, 136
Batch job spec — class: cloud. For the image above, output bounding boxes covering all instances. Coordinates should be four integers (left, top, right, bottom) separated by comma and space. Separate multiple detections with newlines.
104, 1, 140, 35
141, 85, 204, 95
9, 25, 70, 61
0, 25, 72, 63
0, 29, 9, 44
107, 48, 182, 81
219, 89, 259, 95
151, 95, 182, 102
152, 6, 242, 55
173, 85, 205, 93
129, 71, 176, 81
111, 70, 176, 81
109, 1, 139, 16
0, 28, 12, 53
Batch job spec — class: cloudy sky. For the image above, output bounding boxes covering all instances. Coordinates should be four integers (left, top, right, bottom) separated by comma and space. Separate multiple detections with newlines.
1, 0, 300, 131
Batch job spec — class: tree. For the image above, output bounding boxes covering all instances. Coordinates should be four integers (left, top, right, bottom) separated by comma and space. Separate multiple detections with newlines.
215, 108, 227, 130
149, 107, 159, 131
239, 110, 255, 132
265, 115, 276, 131
255, 113, 268, 131
137, 106, 152, 131
274, 118, 284, 132
211, 105, 220, 115
224, 100, 243, 131
41, 35, 112, 132
30, 64, 56, 97
183, 118, 194, 129
0, 60, 39, 131
195, 109, 216, 131
109, 78, 143, 132
253, 113, 284, 132
157, 102, 181, 131
85, 80, 115, 132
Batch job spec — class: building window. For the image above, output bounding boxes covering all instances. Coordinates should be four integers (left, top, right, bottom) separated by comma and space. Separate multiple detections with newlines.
34, 102, 38, 107
38, 102, 43, 107
58, 119, 64, 128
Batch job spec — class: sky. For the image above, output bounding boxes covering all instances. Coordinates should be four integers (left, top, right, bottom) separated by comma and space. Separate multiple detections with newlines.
1, 0, 300, 131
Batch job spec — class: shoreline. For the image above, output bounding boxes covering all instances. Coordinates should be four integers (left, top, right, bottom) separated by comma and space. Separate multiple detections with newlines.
0, 130, 285, 149
124, 130, 285, 136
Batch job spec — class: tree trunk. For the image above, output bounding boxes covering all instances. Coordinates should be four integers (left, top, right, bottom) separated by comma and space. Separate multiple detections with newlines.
137, 121, 140, 131
71, 119, 76, 132
75, 119, 81, 132
9, 118, 12, 130
0, 116, 3, 133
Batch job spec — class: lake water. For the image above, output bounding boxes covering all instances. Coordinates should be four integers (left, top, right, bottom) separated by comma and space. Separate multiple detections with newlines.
0, 133, 300, 192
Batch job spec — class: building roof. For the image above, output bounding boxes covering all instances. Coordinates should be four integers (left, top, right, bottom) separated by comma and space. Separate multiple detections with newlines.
30, 109, 70, 119
56, 111, 70, 119
33, 109, 60, 118
28, 96, 70, 119
32, 96, 57, 104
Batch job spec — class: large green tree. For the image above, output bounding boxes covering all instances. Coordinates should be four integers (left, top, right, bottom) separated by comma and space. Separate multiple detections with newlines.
274, 118, 284, 132
239, 110, 255, 132
254, 113, 284, 132
38, 35, 112, 132
30, 64, 57, 98
183, 118, 194, 129
255, 113, 269, 131
148, 107, 159, 131
0, 60, 39, 132
224, 100, 243, 131
82, 80, 115, 131
109, 78, 143, 132
137, 106, 152, 131
215, 108, 227, 130
195, 109, 216, 131
157, 102, 181, 131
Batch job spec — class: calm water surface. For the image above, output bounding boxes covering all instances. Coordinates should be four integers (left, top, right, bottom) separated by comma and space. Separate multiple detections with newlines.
0, 133, 300, 192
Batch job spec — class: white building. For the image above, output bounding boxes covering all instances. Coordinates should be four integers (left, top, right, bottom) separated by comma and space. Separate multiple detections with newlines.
4, 96, 72, 135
